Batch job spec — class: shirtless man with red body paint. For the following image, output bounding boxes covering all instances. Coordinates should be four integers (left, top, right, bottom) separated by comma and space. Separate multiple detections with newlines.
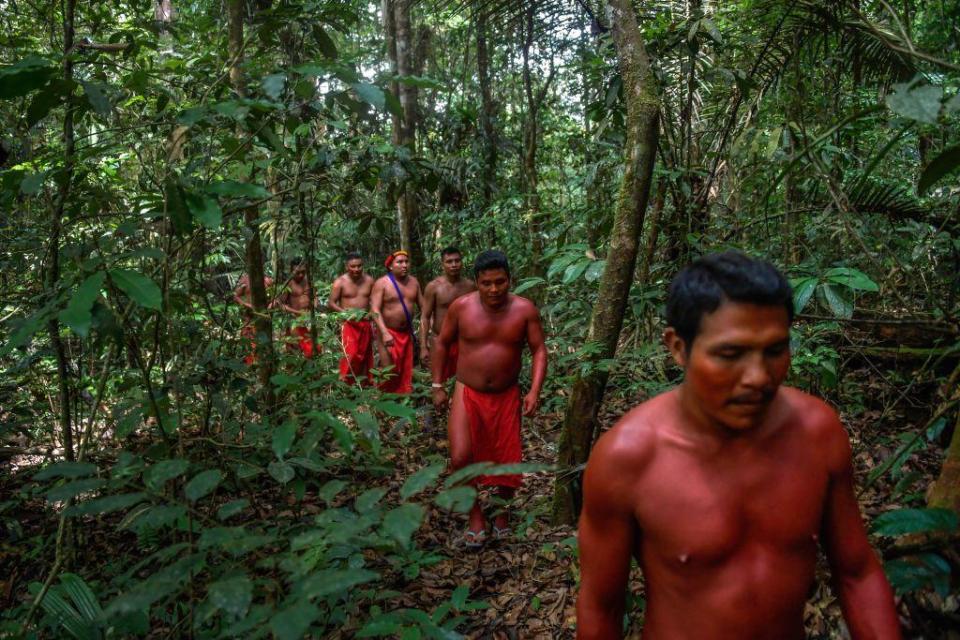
420, 246, 476, 377
370, 250, 423, 394
432, 250, 547, 546
329, 252, 375, 384
276, 258, 318, 357
576, 252, 901, 640
233, 272, 274, 365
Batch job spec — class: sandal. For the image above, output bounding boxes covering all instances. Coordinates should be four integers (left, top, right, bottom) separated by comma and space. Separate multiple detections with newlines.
463, 529, 487, 549
492, 525, 511, 540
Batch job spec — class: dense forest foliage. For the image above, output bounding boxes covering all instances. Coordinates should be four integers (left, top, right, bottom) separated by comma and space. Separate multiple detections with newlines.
1, 0, 959, 637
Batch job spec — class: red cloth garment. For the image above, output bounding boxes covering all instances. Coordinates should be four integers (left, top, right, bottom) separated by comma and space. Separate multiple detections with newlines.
286, 325, 315, 358
379, 327, 414, 394
442, 342, 459, 381
462, 384, 523, 488
241, 323, 257, 365
340, 320, 373, 384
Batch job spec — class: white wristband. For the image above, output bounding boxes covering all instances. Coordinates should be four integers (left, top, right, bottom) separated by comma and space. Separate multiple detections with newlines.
431, 383, 444, 389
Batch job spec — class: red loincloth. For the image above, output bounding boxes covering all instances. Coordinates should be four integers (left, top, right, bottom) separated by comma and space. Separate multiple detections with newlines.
241, 323, 257, 365
340, 320, 373, 384
442, 342, 459, 381
285, 325, 315, 358
379, 327, 414, 394
462, 384, 522, 488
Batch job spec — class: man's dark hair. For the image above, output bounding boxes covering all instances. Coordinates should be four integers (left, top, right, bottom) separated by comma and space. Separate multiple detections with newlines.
345, 251, 362, 262
290, 256, 305, 269
474, 250, 510, 279
666, 251, 793, 346
440, 246, 462, 258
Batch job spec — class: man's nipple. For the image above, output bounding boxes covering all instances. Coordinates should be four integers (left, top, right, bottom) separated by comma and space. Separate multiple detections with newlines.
678, 553, 690, 564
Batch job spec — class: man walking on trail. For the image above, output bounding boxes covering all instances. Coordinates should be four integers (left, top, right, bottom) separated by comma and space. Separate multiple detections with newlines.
420, 246, 476, 379
370, 250, 423, 394
576, 252, 900, 640
276, 258, 318, 358
328, 252, 375, 385
233, 271, 274, 365
431, 250, 548, 547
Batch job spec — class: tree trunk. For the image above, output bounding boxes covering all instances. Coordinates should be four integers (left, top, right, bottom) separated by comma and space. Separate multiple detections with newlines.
637, 177, 666, 285
476, 10, 498, 245
552, 0, 660, 525
48, 0, 77, 462
927, 410, 960, 514
228, 0, 275, 413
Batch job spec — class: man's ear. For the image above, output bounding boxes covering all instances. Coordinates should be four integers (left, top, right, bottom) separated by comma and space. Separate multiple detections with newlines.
663, 327, 688, 368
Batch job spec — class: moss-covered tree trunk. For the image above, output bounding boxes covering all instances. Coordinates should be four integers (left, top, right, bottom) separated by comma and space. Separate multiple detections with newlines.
928, 367, 960, 514
552, 0, 660, 525
228, 0, 275, 413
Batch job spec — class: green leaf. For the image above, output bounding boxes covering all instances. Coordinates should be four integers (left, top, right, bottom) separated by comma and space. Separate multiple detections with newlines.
824, 268, 879, 292
444, 462, 493, 487
26, 84, 63, 128
355, 487, 388, 513
184, 192, 222, 230
400, 463, 444, 500
34, 461, 98, 481
206, 180, 270, 199
562, 260, 590, 285
207, 576, 253, 619
60, 573, 103, 621
66, 492, 147, 516
352, 82, 385, 109
358, 613, 402, 637
872, 508, 959, 537
0, 56, 55, 99
46, 478, 106, 503
217, 499, 249, 521
21, 171, 46, 195
886, 82, 942, 124
110, 269, 162, 310
80, 80, 111, 116
317, 479, 347, 505
37, 586, 99, 640
143, 459, 190, 491
261, 73, 286, 100
790, 277, 818, 314
184, 469, 222, 502
584, 260, 606, 283
382, 504, 424, 548
511, 277, 545, 295
820, 284, 852, 319
268, 460, 295, 484
270, 600, 318, 640
918, 144, 960, 195
165, 177, 192, 235
105, 554, 205, 615
884, 553, 952, 597
272, 421, 298, 459
384, 90, 403, 118
59, 273, 106, 338
434, 486, 477, 513
298, 568, 378, 600
312, 25, 339, 59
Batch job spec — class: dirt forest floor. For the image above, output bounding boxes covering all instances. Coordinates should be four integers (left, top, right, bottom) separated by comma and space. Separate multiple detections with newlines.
1, 365, 955, 639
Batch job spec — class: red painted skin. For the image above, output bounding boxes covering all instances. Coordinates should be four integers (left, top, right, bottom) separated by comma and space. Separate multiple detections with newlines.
577, 302, 901, 640
329, 258, 376, 383
370, 254, 423, 388
432, 267, 548, 534
420, 252, 476, 367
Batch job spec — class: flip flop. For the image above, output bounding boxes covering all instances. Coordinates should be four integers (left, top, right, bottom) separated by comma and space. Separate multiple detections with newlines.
464, 529, 487, 549
492, 525, 511, 540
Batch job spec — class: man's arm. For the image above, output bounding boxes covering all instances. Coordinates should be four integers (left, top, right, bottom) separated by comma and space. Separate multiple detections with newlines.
233, 276, 252, 309
328, 278, 344, 312
820, 411, 901, 639
370, 279, 392, 345
577, 431, 637, 640
430, 300, 458, 409
523, 304, 548, 417
420, 282, 436, 364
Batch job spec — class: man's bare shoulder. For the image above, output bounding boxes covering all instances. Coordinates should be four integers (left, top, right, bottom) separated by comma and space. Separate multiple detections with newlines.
589, 391, 675, 474
449, 291, 479, 311
779, 386, 850, 462
508, 294, 540, 317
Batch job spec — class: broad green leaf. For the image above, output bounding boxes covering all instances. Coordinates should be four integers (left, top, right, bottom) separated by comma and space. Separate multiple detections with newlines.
272, 421, 298, 459
884, 553, 952, 597
400, 463, 444, 500
434, 486, 477, 513
382, 503, 424, 548
261, 73, 286, 100
270, 600, 318, 640
143, 459, 189, 491
184, 192, 222, 230
824, 267, 879, 292
918, 144, 960, 195
66, 492, 147, 516
312, 25, 338, 59
357, 613, 402, 637
355, 487, 388, 513
207, 576, 253, 619
26, 84, 62, 128
384, 90, 403, 118
373, 400, 417, 420
820, 284, 852, 319
886, 83, 942, 124
60, 573, 103, 620
217, 499, 249, 521
444, 462, 493, 487
34, 461, 98, 481
105, 554, 205, 615
584, 260, 606, 283
297, 568, 378, 600
790, 277, 818, 314
199, 527, 275, 556
206, 180, 270, 199
872, 508, 959, 537
352, 82, 385, 109
268, 460, 295, 484
123, 505, 186, 532
46, 478, 106, 503
511, 277, 544, 295
0, 56, 55, 99
59, 273, 105, 338
562, 260, 590, 285
317, 479, 347, 505
184, 469, 222, 502
80, 80, 111, 116
21, 171, 46, 195
110, 269, 162, 310
165, 177, 192, 235
37, 586, 99, 640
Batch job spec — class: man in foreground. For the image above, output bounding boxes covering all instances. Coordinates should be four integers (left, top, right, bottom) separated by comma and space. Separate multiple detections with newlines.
233, 271, 274, 365
328, 252, 375, 385
420, 246, 476, 376
370, 250, 423, 394
576, 252, 900, 639
432, 250, 547, 546
276, 258, 317, 358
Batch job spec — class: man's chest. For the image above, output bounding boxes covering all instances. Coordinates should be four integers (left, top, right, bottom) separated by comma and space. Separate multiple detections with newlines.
459, 315, 526, 344
384, 282, 416, 306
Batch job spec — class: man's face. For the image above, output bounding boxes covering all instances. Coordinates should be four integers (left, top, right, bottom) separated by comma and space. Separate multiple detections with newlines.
666, 301, 791, 432
292, 265, 306, 282
476, 268, 510, 308
346, 259, 364, 279
441, 253, 463, 279
390, 254, 410, 277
